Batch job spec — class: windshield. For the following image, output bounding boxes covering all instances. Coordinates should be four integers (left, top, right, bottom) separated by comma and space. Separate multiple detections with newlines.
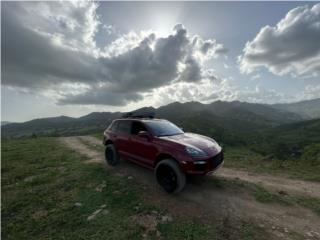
145, 121, 184, 137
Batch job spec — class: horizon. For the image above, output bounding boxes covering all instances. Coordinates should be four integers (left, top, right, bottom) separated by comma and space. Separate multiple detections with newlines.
2, 1, 320, 122
2, 97, 319, 123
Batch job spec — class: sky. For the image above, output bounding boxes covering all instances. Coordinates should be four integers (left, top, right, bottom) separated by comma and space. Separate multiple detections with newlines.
1, 1, 320, 122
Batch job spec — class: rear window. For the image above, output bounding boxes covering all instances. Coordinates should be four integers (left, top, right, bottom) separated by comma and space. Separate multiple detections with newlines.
117, 121, 131, 134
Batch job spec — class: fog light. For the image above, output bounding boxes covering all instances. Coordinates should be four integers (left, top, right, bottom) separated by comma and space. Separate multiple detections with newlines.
194, 161, 206, 165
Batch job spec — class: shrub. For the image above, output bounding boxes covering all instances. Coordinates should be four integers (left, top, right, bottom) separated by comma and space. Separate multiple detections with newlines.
301, 143, 320, 166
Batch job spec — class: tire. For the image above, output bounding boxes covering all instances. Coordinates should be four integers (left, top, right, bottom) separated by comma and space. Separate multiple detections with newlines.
155, 159, 186, 193
105, 144, 119, 166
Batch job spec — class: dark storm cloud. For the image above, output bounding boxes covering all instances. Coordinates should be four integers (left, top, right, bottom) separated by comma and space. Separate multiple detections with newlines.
178, 56, 202, 82
58, 89, 143, 106
239, 3, 320, 76
99, 27, 190, 92
2, 2, 226, 106
1, 2, 103, 89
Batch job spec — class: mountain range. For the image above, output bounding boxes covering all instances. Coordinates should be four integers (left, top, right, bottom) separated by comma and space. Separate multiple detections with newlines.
272, 98, 320, 119
2, 98, 319, 138
1, 121, 12, 126
2, 98, 320, 160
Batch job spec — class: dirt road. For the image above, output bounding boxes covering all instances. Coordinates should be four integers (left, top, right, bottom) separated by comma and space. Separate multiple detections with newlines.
217, 168, 320, 198
59, 136, 320, 240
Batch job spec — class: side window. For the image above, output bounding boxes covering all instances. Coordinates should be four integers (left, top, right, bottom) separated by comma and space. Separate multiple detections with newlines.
131, 121, 147, 135
117, 121, 131, 134
109, 121, 119, 132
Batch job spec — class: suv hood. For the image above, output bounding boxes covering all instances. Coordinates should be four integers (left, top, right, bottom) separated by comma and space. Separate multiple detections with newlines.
159, 133, 221, 155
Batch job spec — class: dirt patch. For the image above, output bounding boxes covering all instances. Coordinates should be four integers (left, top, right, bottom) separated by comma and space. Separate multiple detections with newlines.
59, 136, 320, 239
130, 212, 172, 238
217, 168, 320, 198
131, 213, 159, 234
78, 136, 103, 148
59, 137, 102, 163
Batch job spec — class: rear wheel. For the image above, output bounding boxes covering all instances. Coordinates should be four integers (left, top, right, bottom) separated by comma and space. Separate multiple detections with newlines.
155, 159, 186, 193
105, 144, 119, 166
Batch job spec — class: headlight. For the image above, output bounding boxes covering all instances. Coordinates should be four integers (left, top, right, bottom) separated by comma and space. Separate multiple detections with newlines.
185, 146, 207, 157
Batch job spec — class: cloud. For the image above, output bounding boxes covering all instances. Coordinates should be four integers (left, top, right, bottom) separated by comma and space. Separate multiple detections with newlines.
233, 84, 320, 104
2, 2, 102, 89
152, 78, 235, 106
2, 2, 227, 106
232, 86, 295, 104
298, 84, 320, 100
150, 77, 320, 106
58, 89, 143, 106
177, 56, 202, 82
251, 74, 261, 80
239, 3, 320, 77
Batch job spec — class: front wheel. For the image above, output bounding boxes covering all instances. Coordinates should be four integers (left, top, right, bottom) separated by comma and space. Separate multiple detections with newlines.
155, 159, 186, 193
105, 144, 119, 166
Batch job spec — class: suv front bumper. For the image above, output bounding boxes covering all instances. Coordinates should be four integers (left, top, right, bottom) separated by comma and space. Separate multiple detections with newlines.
184, 151, 224, 175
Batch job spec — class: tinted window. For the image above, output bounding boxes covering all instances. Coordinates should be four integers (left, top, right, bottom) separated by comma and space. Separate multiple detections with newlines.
131, 121, 147, 135
145, 121, 184, 137
117, 121, 131, 134
109, 121, 118, 131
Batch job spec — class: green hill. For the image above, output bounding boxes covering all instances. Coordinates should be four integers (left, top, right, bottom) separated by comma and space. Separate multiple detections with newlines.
2, 100, 303, 138
2, 113, 122, 137
257, 118, 320, 160
271, 98, 320, 119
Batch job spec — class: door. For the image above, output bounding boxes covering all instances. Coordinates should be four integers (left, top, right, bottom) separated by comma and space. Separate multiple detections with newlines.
115, 120, 133, 158
130, 121, 157, 168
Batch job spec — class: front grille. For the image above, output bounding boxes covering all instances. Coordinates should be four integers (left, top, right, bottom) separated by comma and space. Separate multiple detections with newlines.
211, 151, 223, 169
194, 163, 207, 171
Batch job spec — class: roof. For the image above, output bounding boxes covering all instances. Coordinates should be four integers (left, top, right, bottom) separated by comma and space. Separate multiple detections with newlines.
114, 118, 166, 122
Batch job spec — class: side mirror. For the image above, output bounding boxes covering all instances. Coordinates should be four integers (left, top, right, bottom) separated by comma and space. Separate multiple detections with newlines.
137, 131, 150, 140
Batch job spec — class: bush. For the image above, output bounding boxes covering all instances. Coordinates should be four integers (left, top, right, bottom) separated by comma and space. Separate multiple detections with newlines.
301, 144, 320, 166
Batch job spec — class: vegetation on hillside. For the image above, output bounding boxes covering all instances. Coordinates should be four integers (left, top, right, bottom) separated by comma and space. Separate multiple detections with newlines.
272, 98, 320, 119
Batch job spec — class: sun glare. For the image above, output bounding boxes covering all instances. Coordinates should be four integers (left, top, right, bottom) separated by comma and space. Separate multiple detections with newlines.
146, 3, 184, 37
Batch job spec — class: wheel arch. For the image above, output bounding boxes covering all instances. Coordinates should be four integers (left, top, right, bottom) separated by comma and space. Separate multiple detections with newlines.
155, 153, 178, 167
104, 139, 113, 145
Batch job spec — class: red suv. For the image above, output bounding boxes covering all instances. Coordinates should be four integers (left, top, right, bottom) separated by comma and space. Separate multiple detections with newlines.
103, 116, 223, 193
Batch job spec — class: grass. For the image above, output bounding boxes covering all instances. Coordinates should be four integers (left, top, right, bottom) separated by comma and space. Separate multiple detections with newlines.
223, 147, 320, 182
2, 138, 145, 239
2, 137, 271, 240
158, 218, 267, 240
296, 196, 320, 216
